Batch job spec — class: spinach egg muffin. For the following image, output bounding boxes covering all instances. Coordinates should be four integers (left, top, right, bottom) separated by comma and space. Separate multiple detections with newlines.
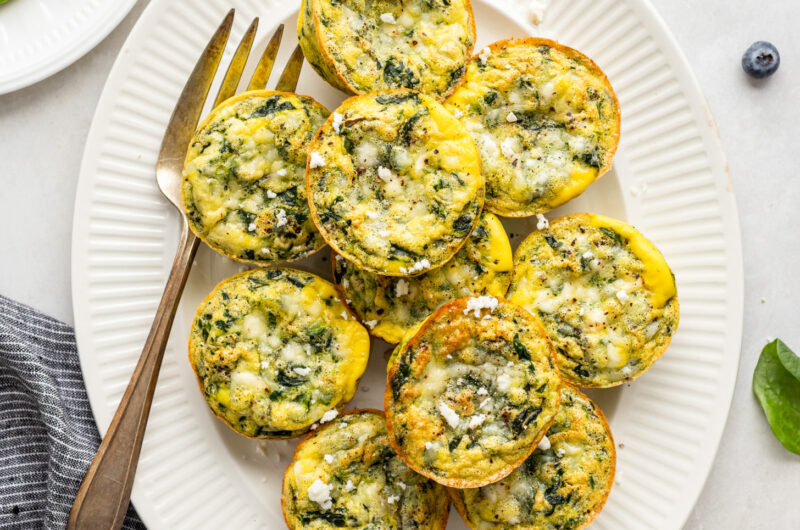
282, 409, 450, 529
444, 38, 620, 217
333, 212, 513, 344
182, 91, 328, 264
449, 384, 615, 530
297, 0, 475, 98
307, 91, 484, 277
385, 297, 561, 487
188, 268, 370, 438
508, 213, 679, 388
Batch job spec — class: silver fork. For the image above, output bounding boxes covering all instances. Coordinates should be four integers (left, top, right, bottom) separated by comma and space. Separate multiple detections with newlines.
68, 11, 304, 529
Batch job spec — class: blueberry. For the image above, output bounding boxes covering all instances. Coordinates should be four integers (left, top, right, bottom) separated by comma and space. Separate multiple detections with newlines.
742, 41, 780, 78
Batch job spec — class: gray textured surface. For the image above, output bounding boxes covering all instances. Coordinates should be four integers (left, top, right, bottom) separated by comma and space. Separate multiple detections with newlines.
0, 0, 797, 527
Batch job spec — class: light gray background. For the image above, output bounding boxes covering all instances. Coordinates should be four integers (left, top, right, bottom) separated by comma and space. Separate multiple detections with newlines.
0, 1, 797, 528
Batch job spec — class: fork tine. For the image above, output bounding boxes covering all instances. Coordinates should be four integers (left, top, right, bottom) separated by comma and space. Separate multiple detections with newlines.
274, 45, 305, 93
214, 17, 259, 106
247, 24, 285, 91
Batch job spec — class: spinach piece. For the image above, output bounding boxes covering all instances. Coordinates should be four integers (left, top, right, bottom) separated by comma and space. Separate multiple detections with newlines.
299, 510, 350, 526
249, 96, 295, 118
383, 57, 419, 89
598, 227, 623, 245
453, 215, 472, 234
511, 406, 541, 434
512, 334, 531, 361
753, 339, 800, 455
544, 235, 562, 250
580, 150, 602, 168
398, 111, 424, 146
277, 369, 307, 387
391, 357, 412, 400
375, 92, 421, 105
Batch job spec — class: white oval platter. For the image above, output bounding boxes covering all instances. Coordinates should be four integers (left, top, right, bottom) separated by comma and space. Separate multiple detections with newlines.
71, 0, 743, 528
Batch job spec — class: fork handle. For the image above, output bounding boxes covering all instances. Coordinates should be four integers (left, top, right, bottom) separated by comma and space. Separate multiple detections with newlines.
68, 221, 200, 530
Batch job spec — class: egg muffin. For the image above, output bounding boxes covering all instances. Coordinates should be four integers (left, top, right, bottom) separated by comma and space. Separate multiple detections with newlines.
188, 268, 370, 438
182, 91, 328, 264
449, 384, 615, 530
444, 38, 620, 217
282, 409, 450, 529
307, 91, 484, 276
333, 212, 512, 344
385, 297, 561, 487
508, 213, 679, 388
297, 0, 475, 99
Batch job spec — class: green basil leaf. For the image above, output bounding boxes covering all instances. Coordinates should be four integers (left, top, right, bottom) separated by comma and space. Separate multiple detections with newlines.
752, 339, 800, 455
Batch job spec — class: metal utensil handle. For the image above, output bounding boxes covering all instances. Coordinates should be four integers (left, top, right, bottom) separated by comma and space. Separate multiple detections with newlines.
68, 223, 199, 530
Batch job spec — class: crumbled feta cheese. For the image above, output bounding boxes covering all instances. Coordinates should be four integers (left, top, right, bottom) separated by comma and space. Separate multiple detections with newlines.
405, 259, 430, 274
363, 320, 378, 329
468, 414, 486, 429
398, 481, 407, 490
536, 214, 549, 230
425, 442, 433, 450
500, 138, 516, 158
260, 361, 270, 369
529, 0, 548, 24
479, 397, 491, 409
320, 409, 338, 423
323, 454, 334, 464
276, 209, 287, 227
478, 47, 491, 65
378, 230, 391, 237
266, 190, 277, 199
335, 254, 342, 261
476, 387, 488, 396
438, 402, 460, 429
341, 311, 349, 320
395, 279, 409, 297
506, 111, 518, 123
332, 112, 343, 133
496, 373, 511, 392
582, 251, 594, 259
342, 278, 349, 288
307, 479, 333, 509
309, 151, 326, 168
537, 436, 551, 451
261, 247, 270, 254
377, 166, 393, 181
629, 182, 648, 197
453, 109, 463, 118
365, 210, 379, 219
386, 495, 400, 504
344, 479, 355, 492
616, 290, 629, 304
294, 366, 310, 376
380, 12, 396, 24
463, 296, 499, 317
556, 447, 566, 458
248, 222, 257, 232
277, 168, 287, 176
578, 307, 585, 316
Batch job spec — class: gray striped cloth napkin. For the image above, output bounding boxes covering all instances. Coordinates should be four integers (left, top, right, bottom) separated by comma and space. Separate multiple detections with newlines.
0, 295, 145, 529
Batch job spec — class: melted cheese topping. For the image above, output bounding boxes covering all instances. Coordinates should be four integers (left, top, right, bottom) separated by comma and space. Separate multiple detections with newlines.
188, 268, 370, 438
385, 298, 561, 487
444, 38, 620, 216
182, 91, 328, 263
451, 385, 615, 529
308, 91, 484, 276
508, 213, 679, 387
282, 410, 449, 529
298, 0, 474, 98
334, 212, 512, 344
